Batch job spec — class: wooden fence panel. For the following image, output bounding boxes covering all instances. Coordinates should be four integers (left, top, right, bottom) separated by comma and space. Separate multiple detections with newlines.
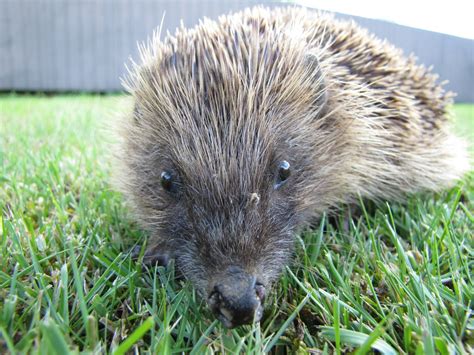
0, 0, 472, 101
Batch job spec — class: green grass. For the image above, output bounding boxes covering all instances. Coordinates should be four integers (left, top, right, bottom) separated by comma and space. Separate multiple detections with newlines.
0, 95, 473, 354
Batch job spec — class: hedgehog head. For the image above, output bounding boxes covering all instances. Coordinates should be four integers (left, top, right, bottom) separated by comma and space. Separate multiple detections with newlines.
119, 10, 334, 327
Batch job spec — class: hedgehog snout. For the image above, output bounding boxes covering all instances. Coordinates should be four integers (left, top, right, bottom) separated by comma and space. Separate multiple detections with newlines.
207, 266, 266, 328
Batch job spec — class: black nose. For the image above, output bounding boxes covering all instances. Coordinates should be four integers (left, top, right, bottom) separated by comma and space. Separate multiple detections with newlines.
208, 267, 266, 328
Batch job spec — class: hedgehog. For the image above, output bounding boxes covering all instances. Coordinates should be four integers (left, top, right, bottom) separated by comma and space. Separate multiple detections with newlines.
115, 7, 469, 328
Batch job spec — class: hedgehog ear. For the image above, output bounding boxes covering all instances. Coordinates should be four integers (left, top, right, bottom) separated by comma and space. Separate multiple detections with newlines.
303, 53, 328, 117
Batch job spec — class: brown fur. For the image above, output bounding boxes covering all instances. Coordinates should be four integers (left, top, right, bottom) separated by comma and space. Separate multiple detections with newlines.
115, 7, 469, 310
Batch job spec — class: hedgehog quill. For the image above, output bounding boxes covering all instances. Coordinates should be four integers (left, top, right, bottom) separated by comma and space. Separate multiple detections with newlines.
115, 7, 469, 328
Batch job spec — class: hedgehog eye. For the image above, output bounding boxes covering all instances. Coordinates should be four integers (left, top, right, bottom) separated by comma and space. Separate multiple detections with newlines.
274, 160, 291, 189
160, 171, 174, 192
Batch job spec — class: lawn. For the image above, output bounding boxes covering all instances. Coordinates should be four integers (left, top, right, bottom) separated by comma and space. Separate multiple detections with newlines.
0, 95, 472, 354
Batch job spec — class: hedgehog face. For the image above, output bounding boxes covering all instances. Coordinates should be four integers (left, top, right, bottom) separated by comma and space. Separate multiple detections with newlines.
143, 137, 304, 327
124, 74, 328, 327
124, 93, 330, 327
124, 68, 329, 326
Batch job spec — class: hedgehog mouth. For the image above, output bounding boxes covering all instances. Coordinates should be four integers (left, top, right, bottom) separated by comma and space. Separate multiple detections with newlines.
208, 295, 264, 328
215, 308, 237, 329
207, 280, 266, 328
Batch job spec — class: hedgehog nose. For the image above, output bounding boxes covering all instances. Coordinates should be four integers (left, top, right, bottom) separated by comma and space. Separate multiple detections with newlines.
208, 267, 265, 328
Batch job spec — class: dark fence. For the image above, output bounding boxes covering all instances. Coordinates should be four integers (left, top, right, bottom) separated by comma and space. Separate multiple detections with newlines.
1, 0, 473, 102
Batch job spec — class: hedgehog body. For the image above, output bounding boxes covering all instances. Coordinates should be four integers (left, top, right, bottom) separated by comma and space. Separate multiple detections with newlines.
117, 7, 468, 327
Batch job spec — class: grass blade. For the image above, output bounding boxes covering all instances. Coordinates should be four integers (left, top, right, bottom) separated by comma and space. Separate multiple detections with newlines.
113, 317, 154, 355
320, 327, 396, 355
264, 294, 310, 352
190, 320, 218, 355
40, 318, 71, 355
